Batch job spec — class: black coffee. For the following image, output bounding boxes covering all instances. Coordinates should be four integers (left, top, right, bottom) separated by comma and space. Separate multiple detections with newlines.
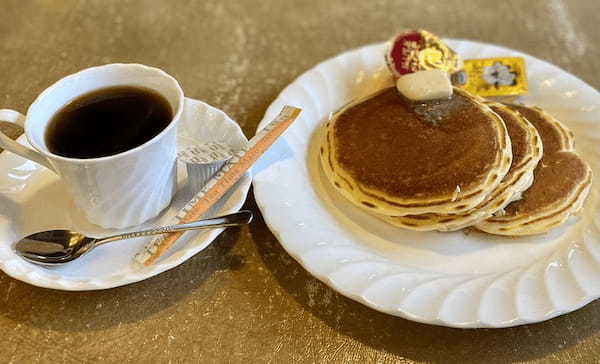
45, 86, 173, 159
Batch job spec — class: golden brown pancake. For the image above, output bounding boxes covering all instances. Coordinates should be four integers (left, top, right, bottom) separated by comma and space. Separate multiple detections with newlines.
476, 105, 592, 235
384, 102, 542, 231
320, 87, 512, 216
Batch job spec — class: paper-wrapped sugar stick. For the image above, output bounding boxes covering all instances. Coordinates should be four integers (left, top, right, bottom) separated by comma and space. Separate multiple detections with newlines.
134, 105, 302, 266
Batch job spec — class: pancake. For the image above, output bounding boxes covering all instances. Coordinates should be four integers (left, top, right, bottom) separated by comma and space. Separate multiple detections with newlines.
382, 102, 543, 231
320, 87, 513, 216
476, 105, 592, 235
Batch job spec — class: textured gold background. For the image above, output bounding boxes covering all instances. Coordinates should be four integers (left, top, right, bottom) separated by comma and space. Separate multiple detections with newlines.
1, 0, 600, 362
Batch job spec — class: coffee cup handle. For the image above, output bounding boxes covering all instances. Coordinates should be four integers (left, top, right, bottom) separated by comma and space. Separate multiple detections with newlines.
0, 109, 56, 172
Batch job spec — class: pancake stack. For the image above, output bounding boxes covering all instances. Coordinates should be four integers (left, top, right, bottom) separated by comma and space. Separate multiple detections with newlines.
320, 87, 592, 236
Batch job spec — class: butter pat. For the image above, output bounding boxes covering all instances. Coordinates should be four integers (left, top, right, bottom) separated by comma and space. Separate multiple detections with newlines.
396, 69, 453, 101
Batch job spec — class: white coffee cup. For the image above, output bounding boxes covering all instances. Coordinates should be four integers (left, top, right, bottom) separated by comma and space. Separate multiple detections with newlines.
0, 64, 184, 228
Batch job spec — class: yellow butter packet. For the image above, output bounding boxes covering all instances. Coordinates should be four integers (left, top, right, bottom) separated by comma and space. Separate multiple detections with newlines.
453, 57, 527, 97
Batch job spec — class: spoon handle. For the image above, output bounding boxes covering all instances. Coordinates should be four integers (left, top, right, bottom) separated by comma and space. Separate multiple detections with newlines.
95, 210, 253, 246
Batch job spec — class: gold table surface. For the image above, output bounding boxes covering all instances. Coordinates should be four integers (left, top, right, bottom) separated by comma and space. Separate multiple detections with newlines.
1, 1, 600, 362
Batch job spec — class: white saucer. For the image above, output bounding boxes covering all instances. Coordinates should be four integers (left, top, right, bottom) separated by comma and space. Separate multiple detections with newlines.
254, 40, 600, 328
0, 97, 251, 290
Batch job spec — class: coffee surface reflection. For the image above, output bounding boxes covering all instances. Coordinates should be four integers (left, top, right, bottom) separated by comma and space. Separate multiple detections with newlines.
45, 86, 173, 159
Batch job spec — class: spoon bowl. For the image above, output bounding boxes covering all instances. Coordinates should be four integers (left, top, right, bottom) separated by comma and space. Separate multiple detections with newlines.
17, 230, 96, 264
15, 210, 253, 265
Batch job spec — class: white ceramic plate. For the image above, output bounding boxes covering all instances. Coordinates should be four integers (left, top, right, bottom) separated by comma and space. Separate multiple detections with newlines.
0, 98, 251, 290
253, 40, 600, 328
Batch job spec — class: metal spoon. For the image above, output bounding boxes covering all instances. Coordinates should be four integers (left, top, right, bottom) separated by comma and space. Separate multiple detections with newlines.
14, 210, 253, 265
